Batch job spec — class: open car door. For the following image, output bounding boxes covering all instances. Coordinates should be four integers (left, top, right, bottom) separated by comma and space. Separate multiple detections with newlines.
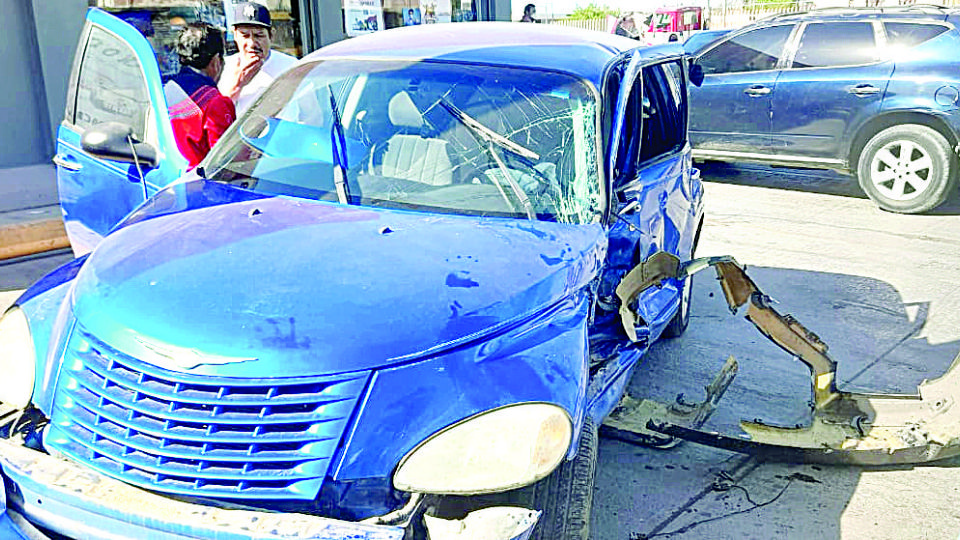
605, 45, 703, 343
54, 8, 187, 256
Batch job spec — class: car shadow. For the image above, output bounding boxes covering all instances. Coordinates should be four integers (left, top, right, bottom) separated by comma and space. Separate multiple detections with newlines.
592, 265, 960, 539
697, 161, 960, 216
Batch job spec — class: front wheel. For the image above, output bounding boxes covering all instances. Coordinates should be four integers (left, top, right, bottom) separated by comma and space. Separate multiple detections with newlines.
662, 273, 692, 338
857, 124, 958, 214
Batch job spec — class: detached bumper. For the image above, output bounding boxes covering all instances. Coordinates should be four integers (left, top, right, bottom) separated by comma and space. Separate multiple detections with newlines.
0, 437, 404, 540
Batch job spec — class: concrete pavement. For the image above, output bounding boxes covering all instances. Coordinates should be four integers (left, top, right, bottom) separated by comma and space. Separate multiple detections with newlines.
0, 163, 70, 261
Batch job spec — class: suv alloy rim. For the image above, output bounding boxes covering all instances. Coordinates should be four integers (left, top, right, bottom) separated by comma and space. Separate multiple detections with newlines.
867, 138, 933, 202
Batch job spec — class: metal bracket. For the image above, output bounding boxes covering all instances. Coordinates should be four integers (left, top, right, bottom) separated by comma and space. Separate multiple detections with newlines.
611, 253, 960, 465
601, 356, 738, 449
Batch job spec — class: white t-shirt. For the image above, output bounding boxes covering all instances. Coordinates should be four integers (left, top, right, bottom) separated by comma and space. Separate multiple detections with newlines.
219, 49, 297, 115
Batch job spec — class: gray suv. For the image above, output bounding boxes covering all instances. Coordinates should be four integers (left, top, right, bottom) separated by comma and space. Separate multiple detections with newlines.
689, 6, 960, 213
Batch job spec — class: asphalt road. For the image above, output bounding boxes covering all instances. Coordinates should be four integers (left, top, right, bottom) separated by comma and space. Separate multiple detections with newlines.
592, 163, 960, 540
2, 164, 959, 539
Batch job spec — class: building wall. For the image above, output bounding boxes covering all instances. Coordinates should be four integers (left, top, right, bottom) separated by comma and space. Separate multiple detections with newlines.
0, 0, 85, 170
0, 1, 50, 168
31, 0, 88, 144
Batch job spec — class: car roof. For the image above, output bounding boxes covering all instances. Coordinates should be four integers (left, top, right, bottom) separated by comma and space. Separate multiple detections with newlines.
754, 5, 960, 24
303, 22, 645, 88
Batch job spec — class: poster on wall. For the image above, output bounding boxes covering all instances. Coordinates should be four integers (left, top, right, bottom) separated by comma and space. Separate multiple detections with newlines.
421, 0, 451, 23
345, 0, 385, 36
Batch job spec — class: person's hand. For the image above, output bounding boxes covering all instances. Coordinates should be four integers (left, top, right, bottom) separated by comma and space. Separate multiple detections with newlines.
219, 54, 264, 101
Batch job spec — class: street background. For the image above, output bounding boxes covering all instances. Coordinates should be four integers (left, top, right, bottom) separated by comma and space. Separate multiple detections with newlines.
3, 163, 960, 539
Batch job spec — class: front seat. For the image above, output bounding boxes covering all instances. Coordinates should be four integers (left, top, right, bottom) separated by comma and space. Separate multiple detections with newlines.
370, 91, 455, 186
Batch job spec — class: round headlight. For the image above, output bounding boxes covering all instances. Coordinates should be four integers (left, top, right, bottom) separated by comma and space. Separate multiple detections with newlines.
393, 403, 572, 495
0, 307, 36, 409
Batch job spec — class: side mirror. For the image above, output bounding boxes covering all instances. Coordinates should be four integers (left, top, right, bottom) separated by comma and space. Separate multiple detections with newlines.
81, 122, 158, 168
689, 62, 704, 87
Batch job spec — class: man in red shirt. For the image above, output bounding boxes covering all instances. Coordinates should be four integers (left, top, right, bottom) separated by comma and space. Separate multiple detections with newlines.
164, 23, 235, 167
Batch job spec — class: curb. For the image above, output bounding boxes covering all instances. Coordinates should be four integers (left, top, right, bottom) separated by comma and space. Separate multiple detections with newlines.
0, 206, 70, 261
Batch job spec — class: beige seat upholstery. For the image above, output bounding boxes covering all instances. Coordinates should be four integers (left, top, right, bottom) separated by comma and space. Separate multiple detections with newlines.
371, 91, 455, 186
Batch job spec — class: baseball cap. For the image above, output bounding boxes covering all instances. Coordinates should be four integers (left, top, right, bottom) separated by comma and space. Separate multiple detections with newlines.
233, 1, 271, 28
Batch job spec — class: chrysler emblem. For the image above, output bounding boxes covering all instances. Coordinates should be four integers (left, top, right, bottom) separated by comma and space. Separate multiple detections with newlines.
133, 336, 256, 370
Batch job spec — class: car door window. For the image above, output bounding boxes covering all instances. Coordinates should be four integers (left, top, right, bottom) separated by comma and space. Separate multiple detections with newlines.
639, 61, 686, 163
792, 22, 878, 68
698, 25, 793, 75
73, 26, 151, 141
611, 62, 643, 182
883, 22, 948, 48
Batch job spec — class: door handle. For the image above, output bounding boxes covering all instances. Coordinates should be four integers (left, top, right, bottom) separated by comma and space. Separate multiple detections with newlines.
52, 154, 83, 171
848, 84, 881, 96
744, 85, 771, 97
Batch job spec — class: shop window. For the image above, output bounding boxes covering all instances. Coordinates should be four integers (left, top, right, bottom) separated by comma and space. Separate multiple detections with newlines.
90, 1, 302, 78
344, 0, 479, 37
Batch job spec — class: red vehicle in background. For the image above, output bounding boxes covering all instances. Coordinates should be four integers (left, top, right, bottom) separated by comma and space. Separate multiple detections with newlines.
647, 6, 705, 42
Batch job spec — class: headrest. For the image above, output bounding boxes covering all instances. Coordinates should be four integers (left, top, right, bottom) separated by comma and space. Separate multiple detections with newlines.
388, 91, 424, 129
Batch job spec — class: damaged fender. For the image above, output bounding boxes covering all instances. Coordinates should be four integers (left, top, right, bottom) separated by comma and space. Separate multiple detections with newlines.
610, 252, 960, 465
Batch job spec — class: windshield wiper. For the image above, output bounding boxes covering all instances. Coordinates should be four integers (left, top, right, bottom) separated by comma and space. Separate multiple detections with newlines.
438, 99, 537, 220
438, 99, 539, 160
329, 86, 351, 205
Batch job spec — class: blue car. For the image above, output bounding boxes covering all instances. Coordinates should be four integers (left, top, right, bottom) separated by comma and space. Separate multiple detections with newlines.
4, 9, 703, 540
689, 6, 960, 213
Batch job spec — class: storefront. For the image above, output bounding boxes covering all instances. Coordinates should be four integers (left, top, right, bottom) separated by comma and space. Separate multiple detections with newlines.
92, 0, 508, 66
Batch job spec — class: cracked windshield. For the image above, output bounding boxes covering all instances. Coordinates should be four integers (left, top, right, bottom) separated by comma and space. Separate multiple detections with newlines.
204, 59, 601, 223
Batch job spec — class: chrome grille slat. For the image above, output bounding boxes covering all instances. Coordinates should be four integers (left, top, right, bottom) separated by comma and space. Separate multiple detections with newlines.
74, 347, 360, 408
63, 401, 330, 462
67, 376, 355, 425
51, 435, 323, 497
51, 425, 329, 480
65, 380, 331, 443
47, 326, 369, 500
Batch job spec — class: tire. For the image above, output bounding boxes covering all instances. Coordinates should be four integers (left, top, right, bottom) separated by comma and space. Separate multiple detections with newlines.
857, 124, 958, 214
663, 217, 702, 339
508, 417, 598, 540
662, 272, 692, 338
435, 418, 599, 540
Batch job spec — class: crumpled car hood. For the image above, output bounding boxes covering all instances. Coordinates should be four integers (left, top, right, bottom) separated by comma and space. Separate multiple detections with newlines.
70, 193, 606, 378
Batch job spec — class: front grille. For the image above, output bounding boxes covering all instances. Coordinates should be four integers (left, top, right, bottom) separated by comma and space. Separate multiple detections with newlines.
46, 325, 369, 500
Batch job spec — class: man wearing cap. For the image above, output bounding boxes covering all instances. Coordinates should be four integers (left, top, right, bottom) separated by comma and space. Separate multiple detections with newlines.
164, 23, 235, 167
218, 1, 297, 115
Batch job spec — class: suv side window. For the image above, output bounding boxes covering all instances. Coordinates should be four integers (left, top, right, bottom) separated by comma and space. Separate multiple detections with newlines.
74, 25, 151, 140
883, 22, 948, 48
698, 25, 793, 75
792, 22, 878, 68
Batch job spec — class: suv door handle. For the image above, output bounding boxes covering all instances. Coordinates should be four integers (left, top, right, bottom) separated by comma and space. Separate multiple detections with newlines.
744, 85, 771, 97
52, 154, 83, 171
848, 84, 881, 96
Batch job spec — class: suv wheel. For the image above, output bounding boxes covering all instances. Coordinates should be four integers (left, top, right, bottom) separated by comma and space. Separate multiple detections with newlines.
857, 124, 958, 214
